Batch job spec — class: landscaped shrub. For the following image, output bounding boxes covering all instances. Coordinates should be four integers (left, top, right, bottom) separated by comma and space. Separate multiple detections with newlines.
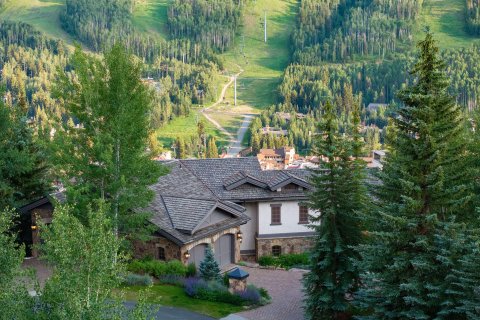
277, 253, 309, 268
258, 255, 276, 267
127, 259, 187, 279
222, 273, 230, 287
123, 273, 153, 286
183, 277, 268, 306
258, 253, 309, 269
237, 285, 261, 304
158, 274, 185, 286
259, 287, 271, 300
199, 246, 221, 281
186, 262, 197, 277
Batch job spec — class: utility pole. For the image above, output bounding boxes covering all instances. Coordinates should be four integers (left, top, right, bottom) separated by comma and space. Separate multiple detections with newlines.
264, 11, 267, 43
234, 75, 237, 106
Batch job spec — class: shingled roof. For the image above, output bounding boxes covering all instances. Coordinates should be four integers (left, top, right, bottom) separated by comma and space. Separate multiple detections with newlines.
146, 158, 312, 245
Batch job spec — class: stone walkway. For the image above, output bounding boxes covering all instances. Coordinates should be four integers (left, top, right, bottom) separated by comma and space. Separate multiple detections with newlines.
235, 267, 306, 320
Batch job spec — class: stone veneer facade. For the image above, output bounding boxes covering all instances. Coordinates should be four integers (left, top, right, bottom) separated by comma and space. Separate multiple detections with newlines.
133, 226, 242, 265
132, 236, 182, 261
180, 226, 241, 265
256, 235, 314, 259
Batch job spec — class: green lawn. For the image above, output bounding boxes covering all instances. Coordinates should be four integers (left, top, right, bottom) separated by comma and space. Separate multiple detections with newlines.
132, 0, 170, 41
219, 0, 298, 110
121, 285, 244, 319
155, 110, 229, 150
416, 0, 480, 49
0, 0, 74, 44
207, 112, 245, 135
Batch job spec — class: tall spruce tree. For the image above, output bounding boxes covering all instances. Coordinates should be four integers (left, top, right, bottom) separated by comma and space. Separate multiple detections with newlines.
356, 30, 474, 319
303, 101, 365, 319
51, 44, 164, 238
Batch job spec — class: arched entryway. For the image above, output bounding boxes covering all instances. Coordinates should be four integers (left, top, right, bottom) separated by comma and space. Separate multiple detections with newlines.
214, 234, 234, 268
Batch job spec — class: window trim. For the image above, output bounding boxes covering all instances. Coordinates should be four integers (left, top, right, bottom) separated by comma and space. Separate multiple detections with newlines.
270, 204, 282, 225
298, 204, 309, 224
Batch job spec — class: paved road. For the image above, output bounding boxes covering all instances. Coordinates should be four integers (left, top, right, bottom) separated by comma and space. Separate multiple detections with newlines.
235, 267, 307, 320
227, 114, 254, 156
201, 66, 256, 157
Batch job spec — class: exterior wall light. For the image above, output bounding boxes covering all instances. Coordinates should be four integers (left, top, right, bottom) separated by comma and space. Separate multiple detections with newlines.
237, 231, 243, 243
184, 250, 191, 259
31, 225, 38, 230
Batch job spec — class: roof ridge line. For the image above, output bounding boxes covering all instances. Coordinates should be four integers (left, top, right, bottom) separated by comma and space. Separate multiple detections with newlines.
160, 195, 175, 229
162, 195, 216, 202
179, 160, 223, 201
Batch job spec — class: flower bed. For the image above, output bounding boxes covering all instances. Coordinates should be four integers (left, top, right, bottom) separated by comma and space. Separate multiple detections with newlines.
184, 277, 270, 306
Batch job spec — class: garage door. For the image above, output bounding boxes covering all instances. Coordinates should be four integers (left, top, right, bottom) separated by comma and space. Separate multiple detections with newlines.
214, 234, 233, 268
187, 243, 207, 268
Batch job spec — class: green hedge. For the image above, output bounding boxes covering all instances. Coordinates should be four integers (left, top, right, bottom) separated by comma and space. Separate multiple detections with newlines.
128, 259, 187, 278
258, 253, 309, 269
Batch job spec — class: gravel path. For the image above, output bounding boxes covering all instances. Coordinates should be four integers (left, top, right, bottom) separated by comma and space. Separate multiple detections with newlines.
201, 66, 256, 157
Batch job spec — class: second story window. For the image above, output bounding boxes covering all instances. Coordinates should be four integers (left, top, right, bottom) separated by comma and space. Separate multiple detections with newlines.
299, 205, 309, 224
271, 204, 282, 225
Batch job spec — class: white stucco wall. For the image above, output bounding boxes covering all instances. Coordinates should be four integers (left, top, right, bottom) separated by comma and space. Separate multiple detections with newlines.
258, 200, 316, 235
240, 202, 258, 251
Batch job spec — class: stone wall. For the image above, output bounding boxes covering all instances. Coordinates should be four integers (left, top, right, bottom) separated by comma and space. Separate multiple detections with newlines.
132, 236, 181, 261
256, 236, 314, 258
180, 226, 241, 265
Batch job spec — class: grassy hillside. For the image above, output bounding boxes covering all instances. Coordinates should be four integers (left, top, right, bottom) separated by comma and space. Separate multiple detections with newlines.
416, 0, 480, 48
155, 110, 229, 152
217, 0, 298, 112
0, 0, 73, 43
132, 0, 169, 41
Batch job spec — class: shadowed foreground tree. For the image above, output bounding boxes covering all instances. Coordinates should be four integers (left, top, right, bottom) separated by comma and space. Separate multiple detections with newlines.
303, 101, 366, 320
356, 30, 478, 319
0, 100, 49, 211
0, 209, 35, 320
38, 203, 157, 320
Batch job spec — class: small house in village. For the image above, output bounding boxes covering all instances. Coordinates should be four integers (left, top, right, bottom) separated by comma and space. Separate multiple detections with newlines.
20, 157, 316, 269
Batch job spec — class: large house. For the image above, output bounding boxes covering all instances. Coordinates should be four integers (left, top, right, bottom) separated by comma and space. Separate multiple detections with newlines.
21, 157, 316, 269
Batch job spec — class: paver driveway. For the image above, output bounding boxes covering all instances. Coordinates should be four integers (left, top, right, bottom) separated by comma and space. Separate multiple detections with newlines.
235, 267, 306, 320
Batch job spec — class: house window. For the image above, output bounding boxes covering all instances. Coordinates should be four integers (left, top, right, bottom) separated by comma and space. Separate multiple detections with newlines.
299, 205, 309, 224
158, 247, 166, 261
271, 204, 281, 225
272, 245, 282, 256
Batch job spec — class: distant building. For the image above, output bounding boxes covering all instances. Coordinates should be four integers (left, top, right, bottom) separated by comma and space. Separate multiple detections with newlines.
275, 112, 308, 122
367, 103, 388, 111
362, 150, 387, 169
261, 126, 288, 136
257, 147, 296, 170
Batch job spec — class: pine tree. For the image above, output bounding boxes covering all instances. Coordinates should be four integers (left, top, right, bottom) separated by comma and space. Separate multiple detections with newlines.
51, 44, 164, 238
303, 101, 365, 320
0, 101, 49, 210
198, 245, 221, 282
357, 30, 474, 319
206, 137, 218, 158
